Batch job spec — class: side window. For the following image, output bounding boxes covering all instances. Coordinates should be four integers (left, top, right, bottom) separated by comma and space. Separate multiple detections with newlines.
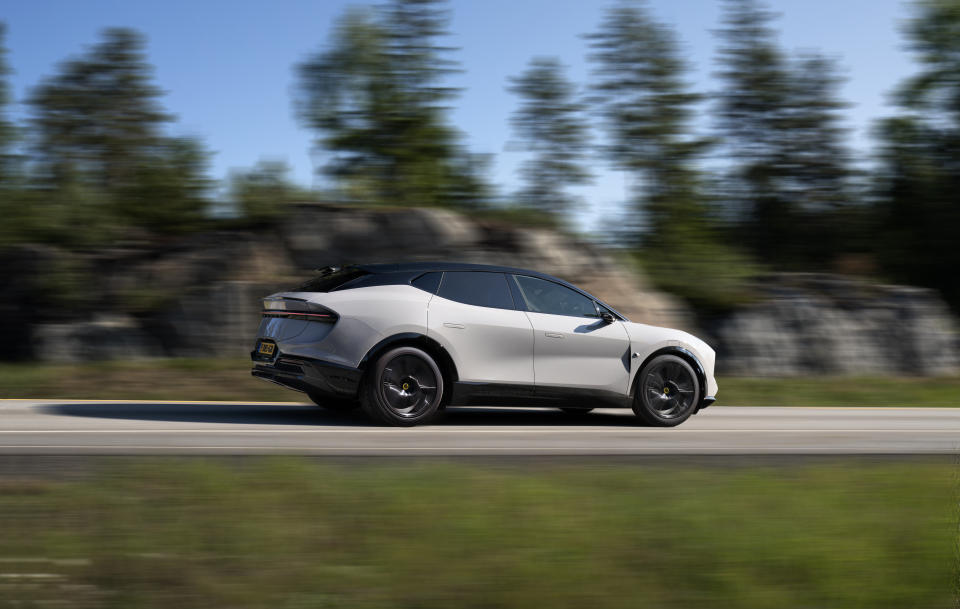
411, 272, 442, 294
512, 275, 598, 318
437, 272, 515, 310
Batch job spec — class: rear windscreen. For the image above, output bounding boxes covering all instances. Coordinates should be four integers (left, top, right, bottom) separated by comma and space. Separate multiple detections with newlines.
294, 267, 369, 292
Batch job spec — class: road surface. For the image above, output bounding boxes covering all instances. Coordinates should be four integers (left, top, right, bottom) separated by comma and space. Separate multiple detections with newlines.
0, 400, 957, 455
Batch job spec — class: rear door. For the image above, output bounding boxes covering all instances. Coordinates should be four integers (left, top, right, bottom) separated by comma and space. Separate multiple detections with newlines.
510, 274, 631, 395
426, 271, 535, 384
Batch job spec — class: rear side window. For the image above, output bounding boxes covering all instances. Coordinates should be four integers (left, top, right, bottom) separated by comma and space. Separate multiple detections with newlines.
437, 272, 515, 310
411, 272, 442, 294
512, 275, 597, 318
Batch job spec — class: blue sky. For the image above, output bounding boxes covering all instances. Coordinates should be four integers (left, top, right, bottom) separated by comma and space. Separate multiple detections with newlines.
3, 0, 915, 226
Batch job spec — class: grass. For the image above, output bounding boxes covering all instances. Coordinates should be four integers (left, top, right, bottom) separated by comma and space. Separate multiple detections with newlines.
0, 358, 294, 402
718, 375, 960, 407
1, 358, 958, 407
0, 459, 953, 608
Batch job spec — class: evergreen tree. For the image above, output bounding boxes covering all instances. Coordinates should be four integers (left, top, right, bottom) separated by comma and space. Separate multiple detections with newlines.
876, 0, 960, 309
588, 1, 709, 238
229, 161, 302, 227
0, 24, 13, 179
589, 1, 755, 309
0, 22, 23, 245
296, 0, 486, 208
27, 28, 210, 236
29, 29, 172, 192
507, 57, 591, 214
714, 0, 855, 268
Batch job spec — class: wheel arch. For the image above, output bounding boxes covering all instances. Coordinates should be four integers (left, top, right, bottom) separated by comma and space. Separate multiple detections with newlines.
630, 346, 708, 407
358, 332, 459, 403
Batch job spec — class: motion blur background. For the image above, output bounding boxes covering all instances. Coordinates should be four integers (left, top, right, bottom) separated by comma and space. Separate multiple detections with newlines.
0, 0, 958, 382
0, 1, 956, 607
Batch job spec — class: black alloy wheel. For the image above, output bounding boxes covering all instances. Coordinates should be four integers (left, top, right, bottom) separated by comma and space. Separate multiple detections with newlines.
360, 346, 444, 426
633, 354, 700, 427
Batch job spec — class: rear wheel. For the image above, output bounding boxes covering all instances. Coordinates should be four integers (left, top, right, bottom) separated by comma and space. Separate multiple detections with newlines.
360, 346, 444, 426
307, 391, 359, 412
632, 354, 699, 427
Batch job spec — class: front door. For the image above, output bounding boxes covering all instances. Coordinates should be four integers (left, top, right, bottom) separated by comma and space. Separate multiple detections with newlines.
511, 274, 631, 394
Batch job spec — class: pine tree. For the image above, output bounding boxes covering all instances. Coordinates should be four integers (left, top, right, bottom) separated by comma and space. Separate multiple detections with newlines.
508, 57, 591, 214
588, 1, 709, 238
876, 0, 960, 309
714, 0, 855, 268
0, 23, 16, 185
296, 0, 486, 208
589, 1, 756, 309
28, 28, 210, 236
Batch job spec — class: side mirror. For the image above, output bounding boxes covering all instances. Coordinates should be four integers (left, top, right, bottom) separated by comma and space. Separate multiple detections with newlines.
600, 311, 615, 324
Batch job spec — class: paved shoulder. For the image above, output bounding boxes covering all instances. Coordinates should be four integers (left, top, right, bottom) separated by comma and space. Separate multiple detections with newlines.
1, 401, 958, 455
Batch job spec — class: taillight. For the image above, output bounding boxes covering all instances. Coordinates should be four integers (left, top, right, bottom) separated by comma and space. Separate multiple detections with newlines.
261, 297, 339, 322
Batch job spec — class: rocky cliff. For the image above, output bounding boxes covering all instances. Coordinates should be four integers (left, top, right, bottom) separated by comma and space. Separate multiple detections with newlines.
4, 203, 958, 376
14, 203, 690, 363
710, 274, 958, 376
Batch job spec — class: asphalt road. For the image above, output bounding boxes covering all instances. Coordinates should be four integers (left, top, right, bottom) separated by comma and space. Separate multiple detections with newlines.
1, 399, 958, 455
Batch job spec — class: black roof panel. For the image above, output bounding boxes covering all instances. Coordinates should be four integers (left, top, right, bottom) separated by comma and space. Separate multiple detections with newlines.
357, 261, 565, 283
354, 261, 628, 321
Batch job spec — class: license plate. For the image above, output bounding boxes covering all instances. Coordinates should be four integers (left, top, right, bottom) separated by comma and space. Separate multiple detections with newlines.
257, 341, 276, 356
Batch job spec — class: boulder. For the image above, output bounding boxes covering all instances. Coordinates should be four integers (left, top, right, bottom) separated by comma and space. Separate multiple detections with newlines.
712, 274, 959, 376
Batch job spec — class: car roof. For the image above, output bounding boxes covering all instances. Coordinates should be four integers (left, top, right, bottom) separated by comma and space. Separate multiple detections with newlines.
354, 262, 628, 321
357, 261, 570, 285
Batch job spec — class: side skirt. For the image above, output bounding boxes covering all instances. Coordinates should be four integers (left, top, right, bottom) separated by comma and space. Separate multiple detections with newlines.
450, 381, 633, 409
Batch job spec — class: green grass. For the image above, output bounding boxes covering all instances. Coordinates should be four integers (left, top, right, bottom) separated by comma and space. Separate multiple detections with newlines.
2, 358, 959, 407
718, 375, 960, 407
0, 459, 953, 608
0, 358, 295, 402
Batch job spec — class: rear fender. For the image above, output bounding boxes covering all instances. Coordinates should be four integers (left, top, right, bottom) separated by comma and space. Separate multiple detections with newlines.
359, 333, 459, 401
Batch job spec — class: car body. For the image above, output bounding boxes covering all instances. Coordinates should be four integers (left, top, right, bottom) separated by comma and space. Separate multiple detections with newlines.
251, 262, 717, 426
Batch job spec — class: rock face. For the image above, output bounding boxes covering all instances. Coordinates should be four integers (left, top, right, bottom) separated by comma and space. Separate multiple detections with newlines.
1, 204, 690, 362
4, 204, 958, 376
712, 274, 959, 376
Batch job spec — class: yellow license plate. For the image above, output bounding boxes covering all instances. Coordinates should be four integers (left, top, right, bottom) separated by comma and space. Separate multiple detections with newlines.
258, 342, 276, 356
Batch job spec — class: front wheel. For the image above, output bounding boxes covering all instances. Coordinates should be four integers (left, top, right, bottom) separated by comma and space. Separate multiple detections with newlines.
360, 346, 444, 426
632, 354, 700, 427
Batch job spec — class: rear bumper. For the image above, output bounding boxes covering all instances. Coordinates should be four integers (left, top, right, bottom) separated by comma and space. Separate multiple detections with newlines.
251, 355, 362, 399
697, 395, 716, 412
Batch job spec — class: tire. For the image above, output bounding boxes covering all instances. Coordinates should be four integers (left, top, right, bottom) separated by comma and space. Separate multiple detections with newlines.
632, 354, 700, 427
559, 407, 594, 415
360, 346, 444, 426
307, 391, 359, 412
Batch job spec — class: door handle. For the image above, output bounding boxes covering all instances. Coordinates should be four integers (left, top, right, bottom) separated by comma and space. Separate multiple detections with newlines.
443, 322, 465, 329
544, 332, 564, 339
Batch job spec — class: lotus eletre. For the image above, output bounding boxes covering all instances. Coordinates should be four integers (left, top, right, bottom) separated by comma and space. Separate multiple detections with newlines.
251, 262, 717, 426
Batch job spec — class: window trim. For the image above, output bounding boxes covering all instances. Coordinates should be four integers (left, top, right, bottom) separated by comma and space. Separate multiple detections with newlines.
410, 271, 442, 295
